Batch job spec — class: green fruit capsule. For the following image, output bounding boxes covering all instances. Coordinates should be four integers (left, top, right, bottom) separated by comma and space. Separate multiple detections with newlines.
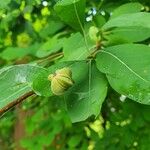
48, 67, 74, 95
89, 26, 101, 42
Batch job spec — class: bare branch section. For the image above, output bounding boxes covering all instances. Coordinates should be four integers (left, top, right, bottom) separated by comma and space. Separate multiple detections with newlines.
0, 91, 35, 116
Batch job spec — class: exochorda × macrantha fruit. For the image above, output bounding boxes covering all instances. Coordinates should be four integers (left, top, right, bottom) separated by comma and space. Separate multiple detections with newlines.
48, 67, 74, 95
89, 26, 101, 43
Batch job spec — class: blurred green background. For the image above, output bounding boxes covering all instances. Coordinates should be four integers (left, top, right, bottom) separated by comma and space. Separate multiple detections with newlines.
0, 0, 150, 149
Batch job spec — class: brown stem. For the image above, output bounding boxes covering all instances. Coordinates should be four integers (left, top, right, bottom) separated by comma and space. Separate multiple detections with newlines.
0, 91, 35, 116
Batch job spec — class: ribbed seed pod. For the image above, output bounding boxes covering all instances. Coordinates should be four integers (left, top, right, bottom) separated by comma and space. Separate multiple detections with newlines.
48, 67, 74, 95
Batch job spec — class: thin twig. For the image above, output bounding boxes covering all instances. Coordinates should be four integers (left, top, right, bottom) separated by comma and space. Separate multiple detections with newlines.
37, 52, 64, 65
0, 91, 35, 116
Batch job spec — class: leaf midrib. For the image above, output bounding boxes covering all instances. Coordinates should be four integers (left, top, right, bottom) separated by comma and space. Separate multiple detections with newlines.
0, 84, 30, 108
100, 50, 149, 83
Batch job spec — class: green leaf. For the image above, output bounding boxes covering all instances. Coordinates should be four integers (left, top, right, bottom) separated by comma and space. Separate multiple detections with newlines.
32, 70, 53, 97
1, 44, 39, 61
36, 37, 63, 58
63, 32, 88, 61
96, 44, 150, 105
0, 0, 11, 9
65, 61, 108, 122
103, 12, 150, 30
0, 64, 46, 110
54, 0, 85, 31
93, 14, 106, 28
39, 20, 65, 38
110, 2, 143, 19
1, 47, 28, 61
68, 135, 82, 147
103, 26, 150, 45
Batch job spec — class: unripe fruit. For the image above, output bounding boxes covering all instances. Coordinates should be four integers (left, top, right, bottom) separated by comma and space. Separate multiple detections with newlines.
89, 26, 101, 42
48, 67, 74, 95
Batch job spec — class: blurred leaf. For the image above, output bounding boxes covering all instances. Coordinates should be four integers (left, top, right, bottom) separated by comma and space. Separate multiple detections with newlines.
1, 47, 28, 61
93, 14, 106, 28
110, 2, 143, 19
0, 0, 11, 9
36, 37, 64, 58
68, 135, 82, 148
39, 20, 65, 38
1, 43, 39, 61
63, 32, 88, 61
104, 26, 150, 45
103, 12, 150, 29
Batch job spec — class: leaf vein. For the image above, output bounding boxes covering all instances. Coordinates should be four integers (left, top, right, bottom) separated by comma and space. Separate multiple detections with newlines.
100, 50, 149, 83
